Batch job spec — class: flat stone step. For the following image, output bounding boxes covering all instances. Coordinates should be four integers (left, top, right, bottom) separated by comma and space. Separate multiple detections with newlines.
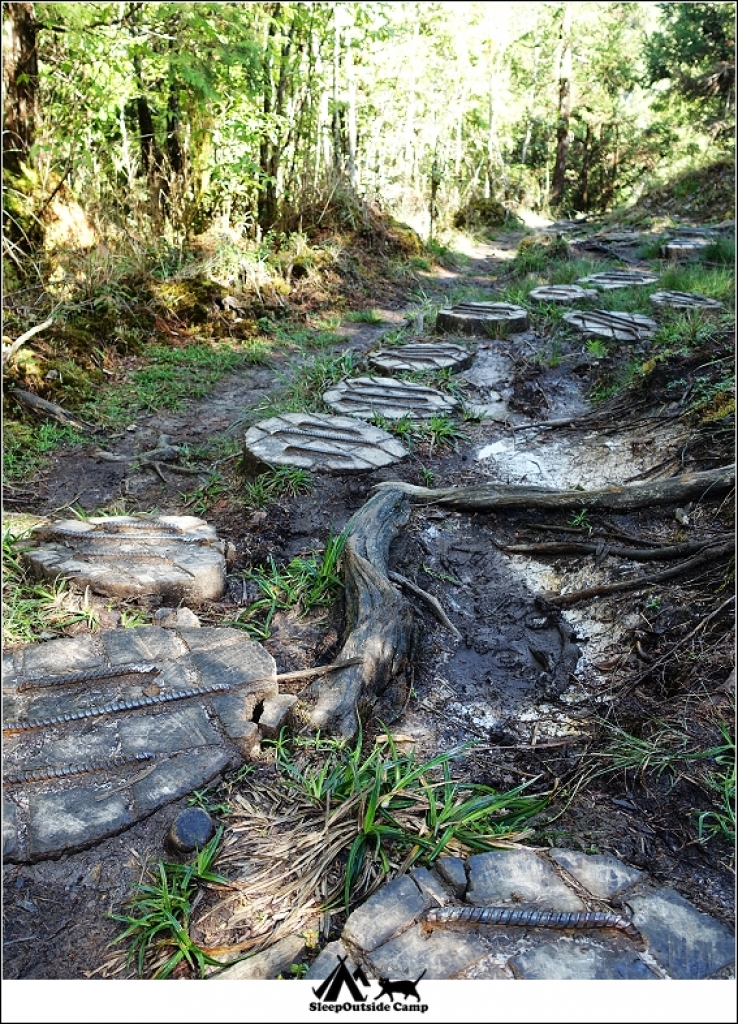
24, 515, 227, 603
436, 302, 528, 336
576, 271, 658, 290
244, 412, 408, 472
660, 238, 711, 259
563, 309, 659, 341
323, 376, 457, 420
649, 290, 724, 311
3, 627, 276, 861
368, 341, 472, 374
528, 285, 598, 304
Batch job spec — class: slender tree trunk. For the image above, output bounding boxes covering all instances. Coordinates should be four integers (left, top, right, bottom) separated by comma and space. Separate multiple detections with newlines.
345, 18, 357, 189
550, 4, 572, 208
2, 2, 39, 176
579, 120, 592, 211
331, 6, 341, 173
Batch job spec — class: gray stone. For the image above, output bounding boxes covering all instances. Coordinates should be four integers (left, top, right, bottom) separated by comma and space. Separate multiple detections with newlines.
661, 239, 711, 259
563, 309, 658, 341
366, 922, 489, 980
305, 941, 358, 981
576, 271, 658, 290
18, 635, 100, 679
25, 515, 227, 603
466, 849, 585, 911
368, 342, 473, 374
211, 933, 307, 980
132, 747, 232, 814
435, 856, 468, 898
528, 285, 598, 304
342, 875, 433, 952
118, 704, 222, 754
323, 377, 457, 421
410, 867, 454, 907
244, 412, 408, 473
27, 787, 132, 859
436, 303, 528, 337
549, 849, 644, 898
258, 694, 298, 740
167, 807, 216, 854
100, 626, 185, 664
627, 888, 735, 979
210, 693, 263, 751
649, 290, 724, 311
154, 606, 201, 629
510, 937, 657, 980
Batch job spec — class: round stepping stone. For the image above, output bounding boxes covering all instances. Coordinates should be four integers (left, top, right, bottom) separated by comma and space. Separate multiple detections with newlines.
436, 302, 528, 336
244, 412, 407, 472
368, 342, 472, 374
528, 285, 598, 304
25, 515, 227, 602
323, 377, 457, 421
576, 271, 658, 290
562, 309, 659, 341
649, 290, 724, 312
3, 627, 277, 862
660, 238, 711, 259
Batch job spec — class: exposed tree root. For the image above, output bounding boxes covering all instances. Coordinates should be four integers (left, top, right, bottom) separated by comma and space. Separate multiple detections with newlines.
309, 488, 414, 739
375, 465, 735, 513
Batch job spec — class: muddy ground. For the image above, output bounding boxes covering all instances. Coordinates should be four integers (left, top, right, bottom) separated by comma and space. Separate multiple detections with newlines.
3, 230, 734, 983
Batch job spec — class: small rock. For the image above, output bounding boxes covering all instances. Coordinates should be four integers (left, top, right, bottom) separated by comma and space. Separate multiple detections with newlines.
258, 694, 298, 740
166, 807, 216, 855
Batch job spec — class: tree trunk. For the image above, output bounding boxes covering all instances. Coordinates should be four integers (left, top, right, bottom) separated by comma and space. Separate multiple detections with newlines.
578, 120, 593, 211
345, 16, 357, 189
550, 4, 572, 208
331, 6, 341, 173
258, 4, 279, 231
2, 2, 38, 176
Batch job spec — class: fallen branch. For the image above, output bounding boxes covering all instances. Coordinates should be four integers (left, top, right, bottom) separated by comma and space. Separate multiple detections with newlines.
547, 540, 733, 606
388, 570, 462, 640
375, 465, 735, 513
500, 536, 732, 562
9, 387, 91, 430
2, 318, 54, 366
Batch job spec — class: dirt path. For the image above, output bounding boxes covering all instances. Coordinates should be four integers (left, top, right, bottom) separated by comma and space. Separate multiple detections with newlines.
3, 228, 734, 982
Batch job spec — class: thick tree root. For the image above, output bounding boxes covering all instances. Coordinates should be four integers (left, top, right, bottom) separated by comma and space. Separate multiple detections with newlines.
374, 465, 735, 513
308, 488, 414, 739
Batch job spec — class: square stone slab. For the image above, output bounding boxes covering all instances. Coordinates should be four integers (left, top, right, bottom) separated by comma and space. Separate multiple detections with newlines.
661, 239, 711, 259
25, 515, 227, 602
244, 412, 408, 473
563, 309, 659, 341
368, 342, 473, 374
323, 376, 457, 421
649, 290, 724, 311
3, 627, 276, 861
436, 303, 528, 336
576, 271, 658, 290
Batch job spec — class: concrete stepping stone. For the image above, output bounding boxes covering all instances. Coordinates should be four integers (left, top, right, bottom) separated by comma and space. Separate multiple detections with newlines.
244, 412, 408, 473
528, 284, 598, 304
3, 627, 277, 862
368, 341, 472, 374
25, 515, 227, 603
307, 846, 735, 982
660, 238, 711, 259
436, 302, 528, 336
563, 309, 659, 341
576, 270, 658, 290
323, 376, 457, 421
649, 290, 724, 312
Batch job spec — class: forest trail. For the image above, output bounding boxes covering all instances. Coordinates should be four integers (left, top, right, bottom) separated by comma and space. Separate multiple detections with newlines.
3, 222, 734, 984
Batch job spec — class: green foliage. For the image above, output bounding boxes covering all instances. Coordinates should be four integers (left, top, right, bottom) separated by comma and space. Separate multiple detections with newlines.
3, 421, 85, 483
268, 727, 547, 911
243, 466, 313, 508
345, 309, 383, 324
111, 827, 229, 979
232, 530, 347, 639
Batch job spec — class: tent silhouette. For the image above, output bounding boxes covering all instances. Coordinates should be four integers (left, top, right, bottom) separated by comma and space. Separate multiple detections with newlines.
313, 955, 368, 1002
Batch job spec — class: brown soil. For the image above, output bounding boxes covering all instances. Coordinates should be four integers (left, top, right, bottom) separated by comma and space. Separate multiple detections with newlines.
3, 230, 734, 986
